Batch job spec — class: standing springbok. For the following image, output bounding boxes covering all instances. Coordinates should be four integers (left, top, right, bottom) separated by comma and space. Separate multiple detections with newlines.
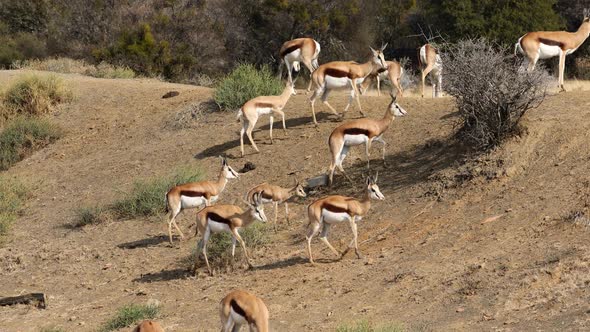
360, 60, 404, 97
419, 44, 443, 98
515, 9, 590, 92
165, 157, 239, 244
194, 192, 267, 275
279, 37, 321, 91
246, 180, 307, 227
309, 45, 388, 126
237, 82, 296, 157
133, 320, 165, 332
220, 290, 269, 332
327, 94, 407, 185
305, 175, 384, 264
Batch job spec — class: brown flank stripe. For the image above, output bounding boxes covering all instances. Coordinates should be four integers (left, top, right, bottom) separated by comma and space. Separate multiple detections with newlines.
324, 68, 355, 79
322, 202, 349, 214
230, 299, 253, 323
343, 128, 371, 137
538, 38, 565, 48
260, 191, 274, 200
207, 212, 232, 226
179, 190, 205, 198
280, 44, 302, 58
254, 102, 275, 109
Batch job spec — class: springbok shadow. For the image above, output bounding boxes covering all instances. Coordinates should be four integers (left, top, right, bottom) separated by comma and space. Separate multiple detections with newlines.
132, 268, 192, 283
117, 235, 171, 249
251, 256, 308, 271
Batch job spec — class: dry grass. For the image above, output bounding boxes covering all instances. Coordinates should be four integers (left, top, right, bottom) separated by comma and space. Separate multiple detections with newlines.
0, 177, 28, 238
12, 58, 135, 79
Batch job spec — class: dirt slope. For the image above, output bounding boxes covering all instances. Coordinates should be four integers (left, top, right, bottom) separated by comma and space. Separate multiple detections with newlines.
1, 70, 590, 331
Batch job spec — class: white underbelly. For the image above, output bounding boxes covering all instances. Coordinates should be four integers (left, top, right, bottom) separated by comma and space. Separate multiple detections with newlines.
325, 76, 352, 89
322, 209, 350, 223
285, 49, 302, 63
378, 71, 389, 80
257, 108, 273, 115
181, 195, 208, 209
538, 43, 561, 59
207, 219, 231, 233
261, 197, 274, 204
355, 77, 365, 85
343, 134, 368, 146
230, 308, 248, 325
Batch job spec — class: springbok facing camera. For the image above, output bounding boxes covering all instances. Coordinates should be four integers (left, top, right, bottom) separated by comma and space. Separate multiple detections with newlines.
360, 60, 404, 98
220, 290, 269, 332
305, 175, 384, 264
194, 192, 267, 275
246, 180, 307, 227
164, 157, 239, 244
309, 45, 388, 126
279, 37, 321, 91
515, 9, 590, 92
419, 44, 443, 98
237, 82, 297, 157
327, 94, 407, 185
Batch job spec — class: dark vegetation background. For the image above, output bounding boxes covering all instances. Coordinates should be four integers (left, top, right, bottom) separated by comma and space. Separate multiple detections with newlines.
1, 0, 589, 82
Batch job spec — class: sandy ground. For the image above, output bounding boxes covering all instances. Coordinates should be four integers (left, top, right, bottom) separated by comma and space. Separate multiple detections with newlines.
1, 70, 590, 331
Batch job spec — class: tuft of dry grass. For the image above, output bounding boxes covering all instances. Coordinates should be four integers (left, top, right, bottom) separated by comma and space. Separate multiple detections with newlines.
0, 177, 28, 238
12, 58, 91, 74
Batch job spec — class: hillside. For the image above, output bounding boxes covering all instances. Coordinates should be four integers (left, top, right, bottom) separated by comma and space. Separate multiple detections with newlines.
1, 70, 590, 331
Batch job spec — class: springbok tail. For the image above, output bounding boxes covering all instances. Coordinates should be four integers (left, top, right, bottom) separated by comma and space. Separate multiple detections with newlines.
236, 109, 243, 123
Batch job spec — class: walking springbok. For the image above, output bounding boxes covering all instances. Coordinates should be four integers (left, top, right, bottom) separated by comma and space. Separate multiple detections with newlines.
194, 192, 267, 275
165, 157, 239, 244
419, 44, 443, 98
246, 180, 307, 227
237, 82, 297, 157
133, 320, 165, 332
305, 174, 384, 264
360, 60, 404, 97
309, 45, 388, 126
327, 94, 407, 185
279, 37, 321, 91
515, 9, 590, 92
220, 290, 269, 332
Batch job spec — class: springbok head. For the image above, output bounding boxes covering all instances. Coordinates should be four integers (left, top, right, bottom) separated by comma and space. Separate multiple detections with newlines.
389, 93, 407, 117
370, 44, 388, 69
366, 173, 385, 200
248, 192, 268, 222
220, 156, 239, 179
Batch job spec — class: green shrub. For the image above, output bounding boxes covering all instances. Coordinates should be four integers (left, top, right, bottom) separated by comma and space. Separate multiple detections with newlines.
337, 320, 406, 332
214, 63, 283, 111
85, 62, 135, 79
0, 177, 27, 237
110, 167, 203, 219
73, 206, 111, 227
1, 74, 73, 119
0, 116, 62, 170
99, 303, 160, 332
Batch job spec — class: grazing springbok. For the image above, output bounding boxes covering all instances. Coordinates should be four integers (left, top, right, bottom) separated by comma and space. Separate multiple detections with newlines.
309, 45, 388, 126
133, 320, 165, 332
515, 9, 590, 92
360, 60, 404, 97
279, 37, 321, 91
194, 192, 267, 275
305, 175, 384, 264
220, 289, 269, 332
327, 94, 407, 185
419, 44, 443, 98
237, 82, 297, 157
246, 180, 307, 227
165, 157, 239, 244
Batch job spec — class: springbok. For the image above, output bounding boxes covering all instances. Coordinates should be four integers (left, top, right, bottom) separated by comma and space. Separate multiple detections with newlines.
360, 60, 404, 97
237, 82, 296, 157
194, 192, 267, 275
279, 37, 321, 91
515, 9, 590, 92
327, 94, 407, 185
305, 175, 384, 264
246, 180, 307, 227
309, 45, 388, 126
165, 157, 239, 244
133, 320, 165, 332
220, 289, 269, 332
419, 44, 443, 98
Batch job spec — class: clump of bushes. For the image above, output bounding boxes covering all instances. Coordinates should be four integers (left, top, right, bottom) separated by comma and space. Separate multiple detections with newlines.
72, 206, 111, 227
85, 62, 135, 79
214, 63, 283, 111
0, 177, 27, 237
0, 116, 62, 170
441, 38, 551, 150
1, 74, 73, 119
11, 57, 90, 74
99, 303, 160, 332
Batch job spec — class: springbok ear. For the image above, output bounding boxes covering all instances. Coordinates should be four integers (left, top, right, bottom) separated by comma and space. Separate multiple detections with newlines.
381, 43, 388, 52
366, 176, 371, 186
370, 46, 377, 55
374, 171, 379, 183
390, 92, 397, 102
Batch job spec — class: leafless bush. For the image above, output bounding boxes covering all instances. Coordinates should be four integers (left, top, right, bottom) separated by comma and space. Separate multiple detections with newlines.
441, 38, 551, 150
164, 100, 218, 130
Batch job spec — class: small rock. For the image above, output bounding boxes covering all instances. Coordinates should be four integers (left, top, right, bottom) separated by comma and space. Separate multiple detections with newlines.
162, 91, 180, 99
365, 258, 374, 265
456, 307, 465, 313
241, 162, 256, 173
505, 208, 513, 212
327, 311, 333, 317
69, 316, 77, 322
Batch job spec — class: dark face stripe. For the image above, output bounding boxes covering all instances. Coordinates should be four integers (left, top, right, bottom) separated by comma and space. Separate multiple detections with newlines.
539, 38, 564, 48
280, 44, 301, 58
343, 128, 370, 136
324, 68, 354, 79
180, 190, 205, 198
207, 212, 232, 226
255, 102, 275, 109
230, 299, 252, 323
322, 203, 349, 214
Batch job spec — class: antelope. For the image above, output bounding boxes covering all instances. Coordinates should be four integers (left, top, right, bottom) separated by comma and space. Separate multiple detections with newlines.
327, 94, 407, 185
279, 37, 321, 91
309, 45, 388, 126
133, 320, 165, 332
360, 60, 404, 97
165, 157, 239, 244
305, 175, 384, 264
237, 82, 297, 157
194, 192, 267, 275
515, 9, 590, 92
419, 44, 443, 98
220, 289, 269, 332
246, 180, 307, 227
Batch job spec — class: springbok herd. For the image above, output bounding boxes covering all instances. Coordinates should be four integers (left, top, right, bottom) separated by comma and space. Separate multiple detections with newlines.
142, 12, 590, 331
